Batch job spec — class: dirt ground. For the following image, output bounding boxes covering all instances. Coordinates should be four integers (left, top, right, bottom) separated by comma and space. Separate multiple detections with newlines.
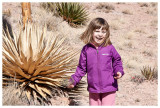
2, 2, 158, 106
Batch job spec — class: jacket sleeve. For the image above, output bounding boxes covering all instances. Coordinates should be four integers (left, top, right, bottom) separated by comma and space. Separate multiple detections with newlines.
70, 47, 87, 86
111, 45, 124, 76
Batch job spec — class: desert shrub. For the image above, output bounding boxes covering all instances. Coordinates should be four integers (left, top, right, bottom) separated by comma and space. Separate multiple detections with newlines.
141, 66, 158, 80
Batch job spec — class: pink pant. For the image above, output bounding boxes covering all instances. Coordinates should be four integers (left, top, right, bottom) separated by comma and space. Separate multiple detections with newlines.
89, 91, 116, 106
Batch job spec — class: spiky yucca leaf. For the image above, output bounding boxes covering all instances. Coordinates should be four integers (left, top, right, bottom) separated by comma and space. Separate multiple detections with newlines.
2, 23, 79, 104
56, 2, 88, 26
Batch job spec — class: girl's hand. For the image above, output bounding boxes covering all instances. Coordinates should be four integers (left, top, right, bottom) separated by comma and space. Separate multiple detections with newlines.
67, 84, 74, 89
114, 72, 122, 79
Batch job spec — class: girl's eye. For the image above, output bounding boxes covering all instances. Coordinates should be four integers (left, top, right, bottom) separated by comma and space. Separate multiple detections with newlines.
94, 30, 100, 32
96, 31, 100, 32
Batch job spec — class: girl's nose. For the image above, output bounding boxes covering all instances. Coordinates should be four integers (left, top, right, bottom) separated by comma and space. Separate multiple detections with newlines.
99, 32, 103, 36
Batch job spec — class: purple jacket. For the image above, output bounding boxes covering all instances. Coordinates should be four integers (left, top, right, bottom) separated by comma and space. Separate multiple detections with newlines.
71, 43, 124, 93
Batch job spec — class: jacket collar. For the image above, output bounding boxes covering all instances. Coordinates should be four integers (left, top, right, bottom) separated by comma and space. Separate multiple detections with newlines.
88, 43, 105, 49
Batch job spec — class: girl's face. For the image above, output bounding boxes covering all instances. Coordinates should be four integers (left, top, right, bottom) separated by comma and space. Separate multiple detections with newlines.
92, 27, 107, 47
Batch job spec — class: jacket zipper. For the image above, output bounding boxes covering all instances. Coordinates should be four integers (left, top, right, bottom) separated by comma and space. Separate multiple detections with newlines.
97, 48, 102, 93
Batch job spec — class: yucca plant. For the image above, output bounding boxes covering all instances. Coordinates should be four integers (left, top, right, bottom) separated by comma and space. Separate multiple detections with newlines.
2, 23, 80, 104
141, 66, 157, 80
56, 2, 88, 26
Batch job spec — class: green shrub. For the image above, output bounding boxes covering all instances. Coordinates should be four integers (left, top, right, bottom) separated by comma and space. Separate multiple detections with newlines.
55, 2, 88, 26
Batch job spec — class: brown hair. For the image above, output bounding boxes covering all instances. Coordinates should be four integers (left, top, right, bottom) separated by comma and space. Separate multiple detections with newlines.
80, 17, 112, 46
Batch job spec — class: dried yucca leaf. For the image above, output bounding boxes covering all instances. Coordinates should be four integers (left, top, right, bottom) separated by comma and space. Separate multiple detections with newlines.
2, 23, 79, 104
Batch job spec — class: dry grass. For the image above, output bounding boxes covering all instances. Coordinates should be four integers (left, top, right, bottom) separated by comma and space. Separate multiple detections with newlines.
96, 3, 115, 13
109, 20, 120, 30
122, 9, 133, 15
110, 22, 120, 30
32, 6, 63, 32
150, 19, 158, 27
114, 40, 123, 50
116, 2, 126, 4
3, 83, 27, 105
3, 83, 70, 105
142, 49, 154, 57
146, 8, 155, 15
138, 3, 149, 7
2, 9, 11, 17
138, 2, 158, 17
113, 31, 136, 50
50, 96, 69, 105
147, 34, 157, 38
138, 2, 157, 8
126, 60, 137, 69
145, 4, 157, 16
124, 57, 146, 72
134, 29, 146, 34
124, 31, 135, 40
150, 2, 157, 7
131, 56, 138, 62
114, 17, 126, 24
123, 41, 133, 48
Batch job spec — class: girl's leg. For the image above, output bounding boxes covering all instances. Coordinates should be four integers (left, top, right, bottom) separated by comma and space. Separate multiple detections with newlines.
89, 93, 101, 106
101, 91, 116, 106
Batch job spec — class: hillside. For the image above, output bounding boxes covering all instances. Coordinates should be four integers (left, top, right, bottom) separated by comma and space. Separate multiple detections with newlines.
2, 2, 158, 106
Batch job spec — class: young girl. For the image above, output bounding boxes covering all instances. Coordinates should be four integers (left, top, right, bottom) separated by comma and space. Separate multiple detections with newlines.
68, 17, 124, 106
